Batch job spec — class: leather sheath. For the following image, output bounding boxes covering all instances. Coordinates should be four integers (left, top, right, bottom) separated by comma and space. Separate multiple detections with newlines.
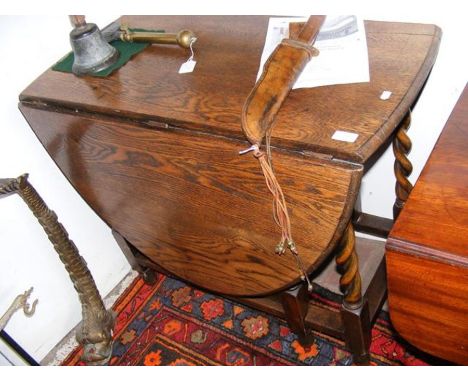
241, 16, 325, 145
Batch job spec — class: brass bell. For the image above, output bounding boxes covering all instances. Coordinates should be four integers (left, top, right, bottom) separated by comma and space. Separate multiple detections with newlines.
69, 15, 119, 76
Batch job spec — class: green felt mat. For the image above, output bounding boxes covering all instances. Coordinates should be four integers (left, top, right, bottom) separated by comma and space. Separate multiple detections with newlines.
52, 29, 163, 77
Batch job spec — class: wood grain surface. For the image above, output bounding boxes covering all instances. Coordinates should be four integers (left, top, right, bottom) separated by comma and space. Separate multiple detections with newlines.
19, 16, 440, 298
386, 85, 468, 364
386, 250, 468, 364
20, 16, 441, 164
20, 104, 361, 296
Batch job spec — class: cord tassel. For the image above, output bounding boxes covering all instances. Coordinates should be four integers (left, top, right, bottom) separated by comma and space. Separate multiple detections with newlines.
252, 146, 313, 292
254, 148, 291, 245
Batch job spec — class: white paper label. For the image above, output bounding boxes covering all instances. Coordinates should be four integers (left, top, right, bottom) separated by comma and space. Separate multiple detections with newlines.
380, 90, 392, 100
332, 130, 359, 143
179, 59, 197, 74
258, 16, 370, 89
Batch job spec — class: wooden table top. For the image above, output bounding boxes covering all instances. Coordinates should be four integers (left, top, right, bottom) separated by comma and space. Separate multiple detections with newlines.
387, 84, 468, 265
20, 16, 441, 164
385, 85, 468, 364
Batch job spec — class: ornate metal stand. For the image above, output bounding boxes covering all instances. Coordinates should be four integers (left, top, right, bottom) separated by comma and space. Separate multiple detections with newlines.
393, 112, 414, 219
0, 287, 38, 331
0, 174, 114, 365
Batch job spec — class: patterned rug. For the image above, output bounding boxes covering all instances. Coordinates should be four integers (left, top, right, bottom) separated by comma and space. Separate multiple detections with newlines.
62, 273, 433, 366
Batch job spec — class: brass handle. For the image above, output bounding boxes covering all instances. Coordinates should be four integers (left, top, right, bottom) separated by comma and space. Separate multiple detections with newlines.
120, 28, 196, 49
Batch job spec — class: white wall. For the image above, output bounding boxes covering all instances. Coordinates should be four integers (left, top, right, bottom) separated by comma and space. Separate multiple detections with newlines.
358, 12, 467, 218
0, 9, 466, 364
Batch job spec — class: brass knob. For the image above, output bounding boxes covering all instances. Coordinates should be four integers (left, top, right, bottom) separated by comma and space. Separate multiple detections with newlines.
176, 30, 196, 48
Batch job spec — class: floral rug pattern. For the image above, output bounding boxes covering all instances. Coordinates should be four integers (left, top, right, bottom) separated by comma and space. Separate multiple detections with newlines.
63, 273, 431, 366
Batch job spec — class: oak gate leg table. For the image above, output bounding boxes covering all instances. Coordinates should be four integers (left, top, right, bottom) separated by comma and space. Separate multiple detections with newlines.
18, 16, 440, 364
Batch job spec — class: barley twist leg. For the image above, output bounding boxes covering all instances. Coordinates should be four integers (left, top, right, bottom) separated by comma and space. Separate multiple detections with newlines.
335, 222, 371, 364
335, 222, 362, 309
393, 112, 414, 219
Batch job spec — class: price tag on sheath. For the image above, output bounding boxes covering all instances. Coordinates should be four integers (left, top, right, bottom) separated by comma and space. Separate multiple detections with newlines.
179, 58, 197, 73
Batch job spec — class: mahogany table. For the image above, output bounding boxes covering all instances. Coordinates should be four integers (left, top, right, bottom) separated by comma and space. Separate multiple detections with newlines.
386, 84, 468, 365
18, 16, 440, 363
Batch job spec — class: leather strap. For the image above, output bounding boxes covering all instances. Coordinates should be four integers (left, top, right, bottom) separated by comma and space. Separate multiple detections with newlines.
241, 15, 325, 145
239, 16, 325, 290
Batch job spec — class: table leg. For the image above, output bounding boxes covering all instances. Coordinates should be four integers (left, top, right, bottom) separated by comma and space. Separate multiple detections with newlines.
335, 222, 371, 364
112, 230, 157, 285
280, 283, 314, 346
393, 112, 414, 219
336, 223, 362, 309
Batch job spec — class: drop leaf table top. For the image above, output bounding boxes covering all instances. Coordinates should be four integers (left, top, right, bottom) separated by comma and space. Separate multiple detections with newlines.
19, 16, 441, 296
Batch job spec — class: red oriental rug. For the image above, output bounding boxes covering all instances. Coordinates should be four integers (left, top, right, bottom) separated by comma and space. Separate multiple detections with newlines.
62, 273, 436, 366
